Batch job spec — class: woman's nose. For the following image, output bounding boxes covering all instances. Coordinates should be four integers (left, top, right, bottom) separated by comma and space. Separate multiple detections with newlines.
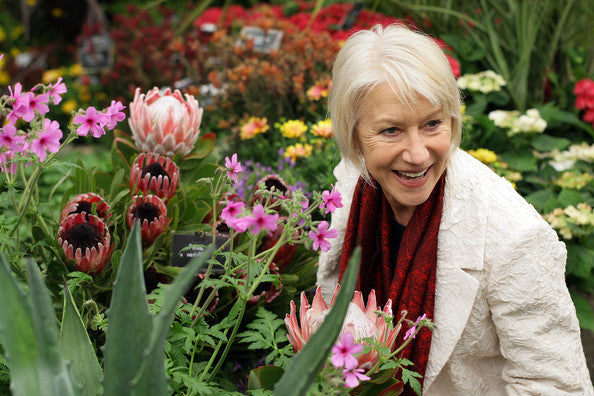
401, 131, 430, 165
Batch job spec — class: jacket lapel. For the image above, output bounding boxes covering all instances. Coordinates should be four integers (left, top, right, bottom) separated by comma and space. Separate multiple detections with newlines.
423, 150, 488, 391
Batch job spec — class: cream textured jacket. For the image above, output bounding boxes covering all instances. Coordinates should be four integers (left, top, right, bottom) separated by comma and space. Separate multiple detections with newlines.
317, 149, 593, 395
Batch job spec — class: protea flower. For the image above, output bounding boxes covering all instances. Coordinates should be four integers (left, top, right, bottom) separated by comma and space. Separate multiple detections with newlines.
249, 174, 290, 210
60, 192, 111, 222
58, 212, 113, 274
285, 286, 400, 370
128, 86, 204, 157
130, 152, 179, 202
126, 194, 169, 246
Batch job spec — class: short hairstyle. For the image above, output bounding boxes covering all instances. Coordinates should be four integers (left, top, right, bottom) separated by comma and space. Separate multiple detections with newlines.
328, 24, 463, 179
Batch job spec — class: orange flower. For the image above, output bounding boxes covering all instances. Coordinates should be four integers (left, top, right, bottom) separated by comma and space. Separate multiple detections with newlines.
240, 117, 269, 139
310, 119, 333, 138
284, 143, 313, 161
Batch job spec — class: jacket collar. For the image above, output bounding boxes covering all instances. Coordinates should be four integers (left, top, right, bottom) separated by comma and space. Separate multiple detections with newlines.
423, 150, 488, 391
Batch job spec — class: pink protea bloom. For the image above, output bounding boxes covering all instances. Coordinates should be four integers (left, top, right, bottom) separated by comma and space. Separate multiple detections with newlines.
58, 212, 113, 274
60, 192, 112, 222
126, 194, 169, 246
128, 87, 204, 157
130, 152, 179, 203
285, 286, 400, 371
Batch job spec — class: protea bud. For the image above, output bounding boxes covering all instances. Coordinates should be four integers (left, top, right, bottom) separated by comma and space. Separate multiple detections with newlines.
130, 152, 179, 203
60, 192, 111, 222
58, 212, 113, 274
128, 87, 203, 157
126, 194, 169, 246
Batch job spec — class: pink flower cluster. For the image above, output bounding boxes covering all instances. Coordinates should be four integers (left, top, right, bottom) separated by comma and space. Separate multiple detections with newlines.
0, 74, 126, 174
575, 78, 594, 127
331, 332, 370, 388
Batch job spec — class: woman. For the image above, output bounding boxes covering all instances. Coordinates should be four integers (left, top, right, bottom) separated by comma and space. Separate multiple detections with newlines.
317, 24, 593, 395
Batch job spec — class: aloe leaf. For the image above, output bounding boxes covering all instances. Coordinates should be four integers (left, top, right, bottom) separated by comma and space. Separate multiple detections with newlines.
130, 244, 214, 395
60, 282, 103, 396
0, 252, 41, 396
102, 222, 153, 395
273, 247, 361, 395
26, 259, 79, 396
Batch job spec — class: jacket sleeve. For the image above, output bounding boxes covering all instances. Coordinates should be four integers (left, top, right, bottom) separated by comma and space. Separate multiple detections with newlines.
485, 213, 593, 395
316, 158, 360, 303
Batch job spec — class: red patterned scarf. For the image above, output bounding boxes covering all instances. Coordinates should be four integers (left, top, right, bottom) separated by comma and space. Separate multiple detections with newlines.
338, 173, 445, 394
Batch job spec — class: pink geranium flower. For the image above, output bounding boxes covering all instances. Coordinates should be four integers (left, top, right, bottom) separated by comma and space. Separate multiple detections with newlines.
242, 204, 279, 235
73, 106, 109, 137
30, 119, 62, 161
331, 332, 363, 370
308, 221, 338, 252
342, 367, 370, 388
19, 91, 50, 122
221, 200, 245, 223
104, 100, 126, 130
0, 123, 26, 152
224, 153, 243, 184
320, 185, 343, 214
48, 77, 67, 105
404, 313, 428, 340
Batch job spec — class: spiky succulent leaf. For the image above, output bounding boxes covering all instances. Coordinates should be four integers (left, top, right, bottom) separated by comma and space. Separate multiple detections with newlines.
273, 247, 361, 394
130, 244, 214, 395
102, 222, 153, 395
60, 283, 103, 396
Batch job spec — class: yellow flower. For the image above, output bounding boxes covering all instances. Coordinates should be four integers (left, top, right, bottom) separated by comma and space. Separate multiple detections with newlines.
51, 8, 64, 18
461, 105, 466, 115
279, 119, 307, 139
27, 0, 36, 6
42, 68, 64, 84
284, 143, 313, 161
69, 63, 84, 76
468, 148, 497, 164
0, 71, 10, 86
61, 99, 78, 114
10, 48, 21, 57
310, 119, 333, 138
240, 116, 269, 140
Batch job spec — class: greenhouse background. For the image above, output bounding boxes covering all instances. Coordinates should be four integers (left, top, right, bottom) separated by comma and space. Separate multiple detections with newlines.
0, 0, 593, 394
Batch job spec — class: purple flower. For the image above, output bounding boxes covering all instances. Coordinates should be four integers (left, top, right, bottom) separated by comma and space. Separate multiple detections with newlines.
19, 91, 50, 122
49, 77, 67, 105
320, 185, 343, 214
73, 107, 109, 137
104, 100, 126, 129
342, 367, 370, 388
0, 123, 26, 152
225, 153, 243, 184
331, 332, 362, 370
30, 119, 62, 161
242, 204, 279, 235
308, 221, 338, 252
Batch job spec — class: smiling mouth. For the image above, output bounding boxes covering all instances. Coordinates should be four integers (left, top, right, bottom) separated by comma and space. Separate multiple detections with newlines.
393, 167, 430, 180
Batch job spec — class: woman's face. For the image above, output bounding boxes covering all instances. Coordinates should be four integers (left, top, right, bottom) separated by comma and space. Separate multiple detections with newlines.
356, 83, 452, 225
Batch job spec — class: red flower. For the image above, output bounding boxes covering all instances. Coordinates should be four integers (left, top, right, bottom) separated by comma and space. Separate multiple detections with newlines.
126, 195, 169, 246
60, 192, 111, 222
58, 213, 113, 274
130, 152, 179, 203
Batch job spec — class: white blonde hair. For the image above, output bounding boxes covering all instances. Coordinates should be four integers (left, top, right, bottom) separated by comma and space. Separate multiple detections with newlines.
328, 24, 463, 178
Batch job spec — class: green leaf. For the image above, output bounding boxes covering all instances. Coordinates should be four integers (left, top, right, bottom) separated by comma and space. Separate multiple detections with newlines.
566, 244, 594, 279
530, 134, 571, 152
130, 244, 214, 396
401, 367, 423, 396
273, 247, 361, 395
524, 190, 556, 212
558, 189, 585, 207
570, 291, 594, 331
60, 283, 103, 396
0, 253, 41, 396
500, 152, 538, 172
102, 222, 153, 396
248, 366, 285, 391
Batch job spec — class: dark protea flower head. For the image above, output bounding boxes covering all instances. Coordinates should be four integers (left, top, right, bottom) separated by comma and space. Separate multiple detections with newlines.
126, 194, 169, 246
130, 152, 179, 203
249, 174, 290, 211
60, 192, 111, 222
58, 212, 113, 274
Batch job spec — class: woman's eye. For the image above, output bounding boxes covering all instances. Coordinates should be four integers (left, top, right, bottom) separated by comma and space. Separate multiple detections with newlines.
381, 127, 399, 135
426, 119, 442, 129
